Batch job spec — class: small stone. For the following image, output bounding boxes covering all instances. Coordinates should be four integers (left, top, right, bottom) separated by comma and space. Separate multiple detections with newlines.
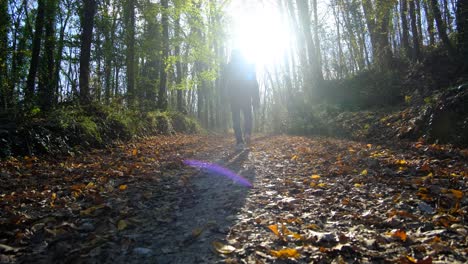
133, 247, 153, 256
418, 202, 434, 214
78, 222, 95, 232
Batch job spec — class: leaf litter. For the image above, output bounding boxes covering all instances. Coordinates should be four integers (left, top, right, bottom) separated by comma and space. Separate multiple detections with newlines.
0, 134, 466, 263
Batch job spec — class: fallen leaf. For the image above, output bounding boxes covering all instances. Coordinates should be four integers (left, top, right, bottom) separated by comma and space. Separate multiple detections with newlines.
450, 189, 463, 199
80, 204, 105, 216
132, 149, 138, 156
268, 224, 280, 237
270, 248, 300, 259
360, 169, 368, 175
311, 174, 321, 180
212, 241, 236, 254
117, 220, 128, 231
119, 184, 128, 191
391, 229, 407, 242
354, 183, 363, 188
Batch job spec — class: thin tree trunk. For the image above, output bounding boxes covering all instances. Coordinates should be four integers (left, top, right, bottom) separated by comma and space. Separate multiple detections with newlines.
429, 0, 456, 57
25, 0, 46, 104
457, 0, 468, 68
79, 0, 97, 104
409, 0, 421, 60
38, 0, 58, 110
158, 0, 169, 110
124, 0, 136, 107
401, 0, 411, 57
0, 0, 10, 109
423, 0, 435, 45
54, 6, 71, 104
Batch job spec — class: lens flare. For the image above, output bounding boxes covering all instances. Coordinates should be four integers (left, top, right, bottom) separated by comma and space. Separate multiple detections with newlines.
183, 159, 253, 188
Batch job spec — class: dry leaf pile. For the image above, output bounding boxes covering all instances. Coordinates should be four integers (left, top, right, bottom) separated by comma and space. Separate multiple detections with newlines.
0, 134, 466, 263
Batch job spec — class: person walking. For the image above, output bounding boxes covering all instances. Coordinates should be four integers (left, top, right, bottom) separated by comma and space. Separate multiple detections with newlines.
225, 50, 260, 150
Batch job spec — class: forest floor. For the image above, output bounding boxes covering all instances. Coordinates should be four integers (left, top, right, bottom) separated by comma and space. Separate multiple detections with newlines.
0, 134, 467, 263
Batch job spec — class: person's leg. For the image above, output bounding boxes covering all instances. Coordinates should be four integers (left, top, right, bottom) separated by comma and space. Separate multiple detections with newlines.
231, 103, 243, 144
242, 102, 252, 144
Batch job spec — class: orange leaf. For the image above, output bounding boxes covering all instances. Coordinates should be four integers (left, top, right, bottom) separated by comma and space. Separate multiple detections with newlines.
268, 224, 280, 237
450, 189, 463, 199
392, 229, 407, 242
132, 149, 138, 156
270, 248, 300, 259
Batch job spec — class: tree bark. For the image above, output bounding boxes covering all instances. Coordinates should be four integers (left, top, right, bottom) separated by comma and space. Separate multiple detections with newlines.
0, 0, 10, 109
401, 0, 411, 58
429, 0, 456, 58
423, 0, 435, 45
457, 0, 468, 69
124, 0, 136, 107
25, 0, 46, 104
409, 0, 421, 60
158, 0, 169, 110
79, 0, 97, 104
296, 0, 323, 83
38, 0, 58, 110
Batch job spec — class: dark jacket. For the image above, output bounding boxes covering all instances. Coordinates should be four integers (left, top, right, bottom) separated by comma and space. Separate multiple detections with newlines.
225, 61, 260, 108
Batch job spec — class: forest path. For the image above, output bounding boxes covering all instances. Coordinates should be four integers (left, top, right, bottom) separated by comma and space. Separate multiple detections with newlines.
0, 134, 467, 263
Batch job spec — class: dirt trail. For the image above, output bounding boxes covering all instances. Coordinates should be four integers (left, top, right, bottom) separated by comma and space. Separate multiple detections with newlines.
119, 147, 256, 264
0, 134, 466, 263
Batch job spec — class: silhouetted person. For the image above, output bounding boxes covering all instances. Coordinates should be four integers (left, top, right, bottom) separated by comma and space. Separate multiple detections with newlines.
225, 50, 260, 150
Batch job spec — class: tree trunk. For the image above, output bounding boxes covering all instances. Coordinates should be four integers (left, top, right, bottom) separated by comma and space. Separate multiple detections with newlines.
54, 6, 71, 104
158, 0, 169, 110
25, 0, 46, 104
175, 15, 185, 112
401, 0, 411, 58
296, 0, 323, 83
429, 0, 456, 58
423, 0, 435, 45
79, 0, 97, 104
0, 0, 10, 109
457, 0, 468, 69
409, 0, 421, 60
38, 0, 58, 110
124, 0, 136, 107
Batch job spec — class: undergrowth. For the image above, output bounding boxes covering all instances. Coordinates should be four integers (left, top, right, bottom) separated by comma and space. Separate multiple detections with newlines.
0, 103, 202, 157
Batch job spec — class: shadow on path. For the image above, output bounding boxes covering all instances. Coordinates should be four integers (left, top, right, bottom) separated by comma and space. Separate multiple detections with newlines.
122, 147, 256, 263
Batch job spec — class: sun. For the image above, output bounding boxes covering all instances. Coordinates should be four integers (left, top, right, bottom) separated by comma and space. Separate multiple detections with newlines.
228, 2, 291, 68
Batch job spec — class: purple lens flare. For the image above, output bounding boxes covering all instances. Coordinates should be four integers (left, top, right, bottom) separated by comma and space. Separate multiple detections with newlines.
183, 159, 253, 188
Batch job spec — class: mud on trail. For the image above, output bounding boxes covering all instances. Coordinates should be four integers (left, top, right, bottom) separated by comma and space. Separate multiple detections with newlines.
0, 135, 467, 263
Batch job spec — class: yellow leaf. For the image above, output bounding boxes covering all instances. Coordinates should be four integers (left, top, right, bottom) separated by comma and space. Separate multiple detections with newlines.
291, 155, 298, 161
306, 224, 320, 230
311, 175, 321, 180
354, 183, 363, 188
450, 189, 463, 199
132, 149, 138, 156
192, 227, 204, 237
268, 224, 280, 237
397, 159, 407, 165
51, 193, 57, 200
119, 184, 128, 191
406, 255, 417, 263
80, 204, 105, 216
212, 241, 236, 254
117, 219, 127, 231
270, 248, 300, 259
316, 183, 327, 188
86, 182, 95, 189
360, 169, 368, 176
